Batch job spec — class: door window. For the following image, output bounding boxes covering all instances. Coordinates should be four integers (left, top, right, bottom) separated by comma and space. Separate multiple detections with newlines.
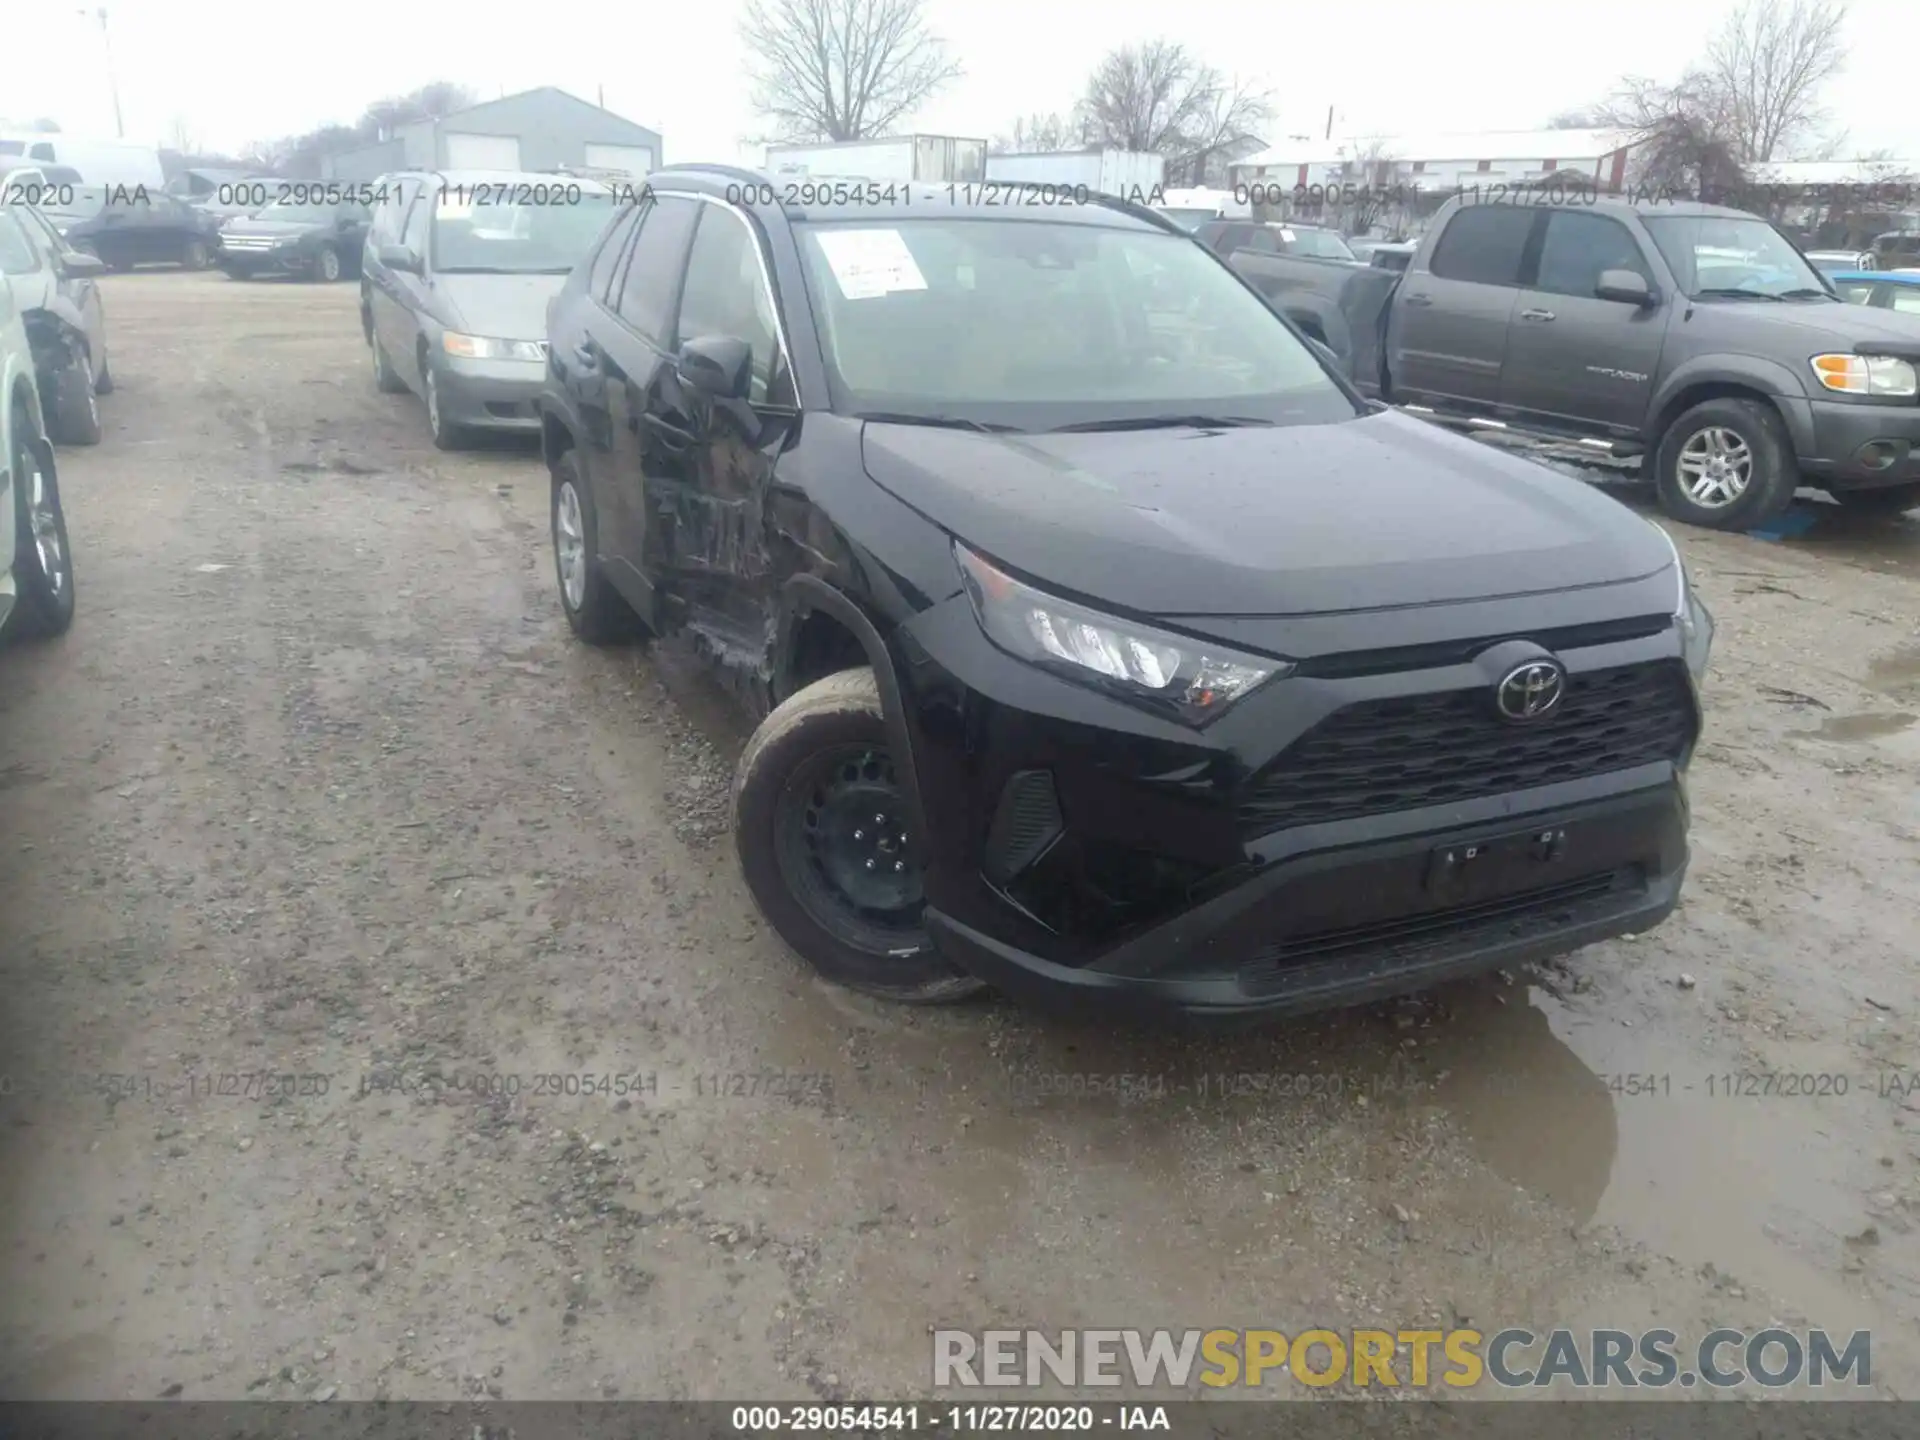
614, 195, 698, 346
675, 206, 789, 404
1534, 211, 1650, 297
587, 204, 641, 304
0, 212, 42, 274
1428, 206, 1534, 286
1890, 287, 1920, 315
400, 192, 431, 256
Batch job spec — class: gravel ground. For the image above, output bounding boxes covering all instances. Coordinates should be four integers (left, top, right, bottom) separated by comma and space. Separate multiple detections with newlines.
2, 272, 1919, 1402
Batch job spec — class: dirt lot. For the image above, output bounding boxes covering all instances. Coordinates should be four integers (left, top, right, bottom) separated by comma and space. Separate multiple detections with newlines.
2, 272, 1919, 1402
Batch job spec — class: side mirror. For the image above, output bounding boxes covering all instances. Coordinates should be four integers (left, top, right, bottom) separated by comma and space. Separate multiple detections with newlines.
676, 334, 752, 401
60, 250, 107, 277
1595, 269, 1656, 307
377, 243, 421, 274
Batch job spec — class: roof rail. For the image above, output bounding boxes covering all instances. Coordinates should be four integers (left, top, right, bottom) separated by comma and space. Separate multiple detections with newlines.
1080, 187, 1186, 236
655, 161, 771, 187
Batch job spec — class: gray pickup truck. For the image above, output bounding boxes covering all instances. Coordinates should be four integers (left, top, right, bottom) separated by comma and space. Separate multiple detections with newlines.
1220, 193, 1920, 528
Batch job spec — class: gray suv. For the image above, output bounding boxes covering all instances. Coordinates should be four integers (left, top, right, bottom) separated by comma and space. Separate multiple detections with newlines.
359, 171, 619, 449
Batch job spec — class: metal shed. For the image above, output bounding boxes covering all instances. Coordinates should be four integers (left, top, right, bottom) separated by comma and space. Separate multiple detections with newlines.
322, 87, 662, 181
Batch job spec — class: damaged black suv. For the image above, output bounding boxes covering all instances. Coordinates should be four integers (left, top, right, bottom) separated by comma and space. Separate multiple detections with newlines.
539, 166, 1713, 1022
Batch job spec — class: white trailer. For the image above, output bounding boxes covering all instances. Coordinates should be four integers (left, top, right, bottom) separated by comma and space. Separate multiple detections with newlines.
762, 135, 988, 184
982, 149, 1166, 200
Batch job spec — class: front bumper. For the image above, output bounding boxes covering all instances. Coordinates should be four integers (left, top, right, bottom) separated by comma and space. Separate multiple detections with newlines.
216, 240, 322, 275
893, 589, 1699, 1023
930, 786, 1686, 1023
434, 354, 545, 432
1801, 396, 1920, 489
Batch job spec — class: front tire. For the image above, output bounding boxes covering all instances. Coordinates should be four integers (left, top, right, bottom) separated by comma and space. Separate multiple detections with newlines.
423, 363, 465, 451
314, 245, 342, 283
3, 411, 77, 641
734, 669, 984, 1005
1652, 397, 1797, 530
1832, 483, 1920, 517
49, 348, 103, 446
550, 449, 637, 643
181, 238, 211, 270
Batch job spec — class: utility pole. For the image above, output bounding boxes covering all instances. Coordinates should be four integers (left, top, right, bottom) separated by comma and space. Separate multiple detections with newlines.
1325, 105, 1334, 141
79, 7, 125, 138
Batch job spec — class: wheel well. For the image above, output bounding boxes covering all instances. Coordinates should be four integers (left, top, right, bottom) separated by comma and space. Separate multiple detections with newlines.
785, 609, 870, 698
1649, 383, 1780, 447
541, 412, 574, 471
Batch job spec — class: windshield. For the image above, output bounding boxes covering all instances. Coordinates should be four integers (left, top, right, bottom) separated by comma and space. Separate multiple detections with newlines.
1642, 216, 1830, 298
792, 217, 1356, 430
38, 186, 108, 221
431, 191, 615, 273
1154, 208, 1219, 232
1288, 229, 1357, 261
253, 198, 341, 221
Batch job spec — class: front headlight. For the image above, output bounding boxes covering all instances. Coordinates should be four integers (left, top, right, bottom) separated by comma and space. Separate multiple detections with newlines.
442, 333, 544, 362
1648, 520, 1713, 681
1810, 353, 1918, 398
954, 543, 1289, 724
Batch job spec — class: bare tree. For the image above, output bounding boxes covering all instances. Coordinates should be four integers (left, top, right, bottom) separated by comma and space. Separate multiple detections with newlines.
1601, 74, 1748, 198
1703, 0, 1848, 163
1332, 139, 1401, 234
1546, 109, 1604, 130
360, 82, 477, 142
741, 0, 961, 142
1078, 41, 1270, 184
991, 112, 1084, 154
167, 116, 197, 155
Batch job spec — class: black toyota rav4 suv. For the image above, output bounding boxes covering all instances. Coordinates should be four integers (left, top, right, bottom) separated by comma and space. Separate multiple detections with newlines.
539, 166, 1714, 1022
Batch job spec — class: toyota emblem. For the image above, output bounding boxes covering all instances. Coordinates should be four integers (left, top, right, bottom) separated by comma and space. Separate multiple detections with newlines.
1495, 660, 1566, 721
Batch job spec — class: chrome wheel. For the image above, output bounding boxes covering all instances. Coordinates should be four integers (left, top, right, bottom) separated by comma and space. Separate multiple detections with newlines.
318, 248, 341, 282
27, 455, 67, 600
554, 480, 587, 610
1676, 426, 1752, 509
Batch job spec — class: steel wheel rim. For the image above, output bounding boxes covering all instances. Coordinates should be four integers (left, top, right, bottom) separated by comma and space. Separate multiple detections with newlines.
425, 368, 441, 434
28, 457, 66, 599
1677, 426, 1753, 508
774, 743, 926, 951
80, 356, 98, 427
320, 250, 340, 281
555, 480, 587, 610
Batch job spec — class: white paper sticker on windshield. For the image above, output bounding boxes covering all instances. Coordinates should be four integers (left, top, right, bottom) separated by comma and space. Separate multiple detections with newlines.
1280, 228, 1297, 242
814, 229, 927, 300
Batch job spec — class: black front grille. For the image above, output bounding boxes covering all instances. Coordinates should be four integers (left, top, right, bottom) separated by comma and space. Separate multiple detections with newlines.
1238, 661, 1695, 837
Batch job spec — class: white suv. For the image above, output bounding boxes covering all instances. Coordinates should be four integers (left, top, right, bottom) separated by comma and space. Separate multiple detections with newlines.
1, 275, 75, 640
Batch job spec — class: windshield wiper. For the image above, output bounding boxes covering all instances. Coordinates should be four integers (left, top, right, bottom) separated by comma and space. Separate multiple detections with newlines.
854, 411, 1020, 434
1692, 287, 1782, 301
1049, 415, 1273, 432
1776, 287, 1835, 300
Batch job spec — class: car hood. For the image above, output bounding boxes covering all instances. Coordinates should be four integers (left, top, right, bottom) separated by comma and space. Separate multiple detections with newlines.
859, 410, 1674, 618
221, 218, 324, 239
431, 273, 566, 342
1691, 296, 1920, 348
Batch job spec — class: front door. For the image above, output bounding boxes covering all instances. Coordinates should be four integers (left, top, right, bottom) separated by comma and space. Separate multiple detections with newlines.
647, 202, 799, 650
1501, 209, 1667, 433
1385, 204, 1532, 408
591, 195, 699, 606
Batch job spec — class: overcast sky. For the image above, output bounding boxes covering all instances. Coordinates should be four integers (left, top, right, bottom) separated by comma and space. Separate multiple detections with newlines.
7, 0, 1915, 165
